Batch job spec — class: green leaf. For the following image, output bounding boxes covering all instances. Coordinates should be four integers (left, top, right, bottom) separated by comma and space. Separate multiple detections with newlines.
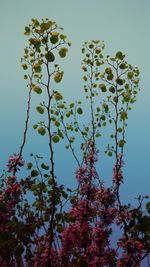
50, 32, 59, 44
103, 103, 109, 112
36, 106, 44, 114
54, 121, 60, 127
116, 78, 123, 85
55, 92, 63, 101
50, 35, 59, 44
24, 26, 30, 36
22, 63, 28, 70
51, 31, 59, 37
89, 44, 94, 49
109, 86, 115, 93
32, 18, 40, 27
66, 111, 71, 117
108, 151, 112, 157
32, 85, 42, 94
54, 71, 64, 83
45, 51, 55, 62
119, 63, 127, 69
95, 48, 101, 54
59, 47, 68, 58
117, 128, 122, 133
60, 34, 67, 40
105, 67, 112, 74
29, 38, 41, 48
101, 115, 106, 121
107, 73, 114, 80
40, 21, 53, 32
99, 84, 106, 92
82, 48, 85, 53
127, 72, 134, 80
41, 163, 49, 170
33, 124, 38, 129
58, 129, 64, 138
31, 169, 39, 177
38, 127, 46, 136
120, 111, 128, 121
122, 93, 130, 102
70, 103, 74, 108
52, 135, 60, 143
115, 51, 125, 60
33, 63, 41, 73
83, 76, 88, 81
77, 107, 83, 115
118, 139, 126, 147
146, 202, 150, 215
139, 216, 150, 233
95, 132, 101, 138
27, 162, 33, 169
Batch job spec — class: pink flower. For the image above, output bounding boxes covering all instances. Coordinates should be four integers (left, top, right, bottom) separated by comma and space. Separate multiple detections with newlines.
7, 153, 25, 173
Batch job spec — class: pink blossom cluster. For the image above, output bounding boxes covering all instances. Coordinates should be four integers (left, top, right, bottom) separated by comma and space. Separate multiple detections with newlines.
7, 153, 25, 173
0, 175, 21, 266
33, 236, 61, 267
60, 147, 117, 266
118, 238, 144, 267
115, 206, 132, 226
0, 176, 21, 224
113, 165, 123, 186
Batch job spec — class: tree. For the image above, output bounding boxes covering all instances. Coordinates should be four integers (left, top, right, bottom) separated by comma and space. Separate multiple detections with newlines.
0, 18, 149, 267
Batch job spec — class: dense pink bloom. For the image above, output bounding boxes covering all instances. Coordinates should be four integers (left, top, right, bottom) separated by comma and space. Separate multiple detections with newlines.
7, 153, 25, 173
0, 175, 21, 266
33, 235, 61, 267
117, 238, 144, 266
60, 146, 117, 266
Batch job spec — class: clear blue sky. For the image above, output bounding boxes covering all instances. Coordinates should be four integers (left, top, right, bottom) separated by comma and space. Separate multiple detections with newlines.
0, 0, 150, 203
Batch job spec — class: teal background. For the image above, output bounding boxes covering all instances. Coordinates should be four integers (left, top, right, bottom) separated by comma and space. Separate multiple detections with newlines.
0, 0, 150, 206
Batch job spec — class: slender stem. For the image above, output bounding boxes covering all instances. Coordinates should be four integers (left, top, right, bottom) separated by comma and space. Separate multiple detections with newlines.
44, 61, 56, 266
89, 50, 95, 147
19, 80, 32, 158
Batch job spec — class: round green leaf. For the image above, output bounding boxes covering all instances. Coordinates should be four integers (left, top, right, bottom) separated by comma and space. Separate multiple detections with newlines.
41, 163, 49, 170
38, 127, 46, 136
99, 84, 106, 92
95, 48, 101, 54
59, 47, 68, 58
32, 85, 42, 94
54, 71, 64, 83
22, 63, 28, 70
33, 63, 41, 73
116, 78, 123, 85
115, 51, 125, 60
127, 72, 134, 80
27, 162, 33, 170
118, 139, 126, 147
105, 67, 112, 74
52, 135, 60, 143
45, 51, 55, 62
107, 73, 114, 80
31, 169, 39, 177
33, 124, 38, 129
24, 26, 30, 36
119, 63, 127, 69
36, 106, 44, 114
50, 36, 59, 44
109, 86, 115, 93
77, 107, 83, 115
55, 92, 63, 101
